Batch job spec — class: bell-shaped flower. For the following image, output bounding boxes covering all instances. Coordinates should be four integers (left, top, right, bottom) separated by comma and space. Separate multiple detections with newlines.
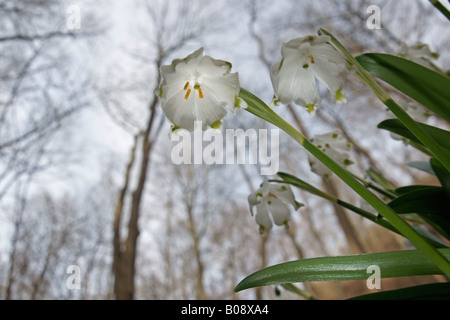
270, 35, 348, 114
248, 180, 303, 234
398, 42, 439, 70
157, 48, 245, 132
308, 132, 353, 179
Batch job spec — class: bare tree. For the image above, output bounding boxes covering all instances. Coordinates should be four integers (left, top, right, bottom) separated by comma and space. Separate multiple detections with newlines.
109, 0, 233, 300
0, 0, 105, 300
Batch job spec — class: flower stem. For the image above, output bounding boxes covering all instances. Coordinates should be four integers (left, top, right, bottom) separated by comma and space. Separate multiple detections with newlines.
348, 171, 397, 199
429, 0, 450, 20
240, 88, 450, 277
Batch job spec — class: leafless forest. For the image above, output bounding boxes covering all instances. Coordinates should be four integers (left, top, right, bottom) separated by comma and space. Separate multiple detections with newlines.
1, 0, 449, 300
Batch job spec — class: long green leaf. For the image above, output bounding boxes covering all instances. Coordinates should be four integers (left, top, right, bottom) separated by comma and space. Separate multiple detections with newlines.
389, 186, 450, 215
388, 186, 450, 240
356, 53, 450, 123
275, 172, 335, 201
408, 161, 436, 175
234, 249, 450, 292
378, 119, 450, 154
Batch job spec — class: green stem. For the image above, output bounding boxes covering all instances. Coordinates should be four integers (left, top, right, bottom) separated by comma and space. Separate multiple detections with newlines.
240, 88, 450, 277
319, 28, 450, 175
429, 0, 450, 20
348, 171, 397, 199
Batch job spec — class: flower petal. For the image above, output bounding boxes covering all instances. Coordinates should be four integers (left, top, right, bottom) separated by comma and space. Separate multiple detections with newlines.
248, 191, 259, 216
267, 198, 290, 226
193, 88, 228, 130
311, 57, 345, 103
271, 184, 303, 210
255, 201, 273, 233
162, 89, 197, 131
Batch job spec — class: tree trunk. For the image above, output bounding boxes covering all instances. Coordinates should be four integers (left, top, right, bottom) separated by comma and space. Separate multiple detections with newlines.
113, 89, 160, 299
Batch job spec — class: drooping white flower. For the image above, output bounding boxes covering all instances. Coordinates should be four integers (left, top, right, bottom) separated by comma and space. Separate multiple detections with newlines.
157, 48, 245, 132
398, 42, 439, 69
270, 35, 348, 114
308, 132, 353, 179
248, 180, 303, 234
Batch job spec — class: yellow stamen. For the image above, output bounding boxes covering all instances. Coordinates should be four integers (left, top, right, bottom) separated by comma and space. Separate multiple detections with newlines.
185, 89, 191, 100
184, 82, 190, 90
198, 87, 204, 99
308, 55, 315, 64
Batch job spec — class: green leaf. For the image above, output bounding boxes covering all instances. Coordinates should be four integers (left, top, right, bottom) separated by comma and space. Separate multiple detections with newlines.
389, 186, 450, 215
431, 158, 450, 198
408, 161, 436, 175
275, 172, 334, 201
356, 53, 450, 123
234, 249, 450, 292
348, 282, 450, 300
395, 185, 437, 195
388, 186, 450, 239
378, 119, 450, 155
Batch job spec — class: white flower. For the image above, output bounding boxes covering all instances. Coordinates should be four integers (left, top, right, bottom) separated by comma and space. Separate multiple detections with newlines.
308, 132, 353, 179
398, 42, 439, 69
270, 35, 347, 114
157, 48, 245, 132
248, 180, 303, 234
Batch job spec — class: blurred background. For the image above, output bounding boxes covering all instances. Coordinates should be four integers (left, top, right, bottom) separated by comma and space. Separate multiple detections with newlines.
0, 0, 449, 300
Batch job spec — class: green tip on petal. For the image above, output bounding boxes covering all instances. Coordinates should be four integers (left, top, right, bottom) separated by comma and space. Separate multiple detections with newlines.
431, 52, 440, 59
271, 95, 281, 107
210, 120, 222, 130
306, 104, 316, 114
335, 88, 347, 104
234, 95, 247, 110
343, 159, 354, 166
294, 201, 304, 210
234, 95, 242, 108
259, 225, 266, 234
171, 124, 180, 132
